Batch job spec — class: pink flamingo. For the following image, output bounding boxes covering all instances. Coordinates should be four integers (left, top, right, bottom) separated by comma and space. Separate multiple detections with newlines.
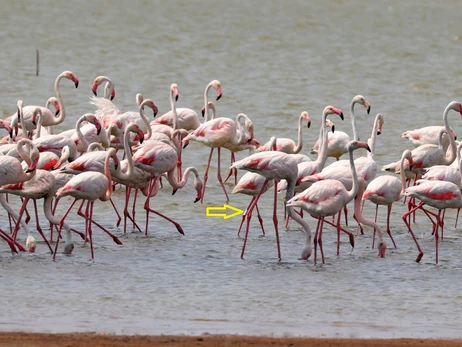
151, 83, 200, 131
257, 111, 311, 153
402, 125, 456, 153
202, 80, 223, 122
91, 75, 116, 100
287, 141, 384, 264
132, 139, 203, 235
12, 71, 79, 132
402, 180, 461, 264
55, 148, 119, 259
311, 95, 370, 160
231, 172, 273, 237
183, 113, 254, 203
362, 150, 413, 248
230, 136, 299, 260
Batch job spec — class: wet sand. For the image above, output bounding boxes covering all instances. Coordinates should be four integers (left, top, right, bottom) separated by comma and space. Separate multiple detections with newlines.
0, 333, 461, 347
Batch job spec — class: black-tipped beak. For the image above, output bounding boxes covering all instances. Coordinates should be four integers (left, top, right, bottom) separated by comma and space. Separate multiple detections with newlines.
194, 197, 200, 203
32, 121, 37, 126
339, 112, 344, 120
366, 144, 371, 152
114, 163, 119, 170
307, 122, 311, 129
55, 110, 59, 116
153, 111, 158, 117
9, 130, 13, 139
183, 142, 189, 149
409, 165, 413, 171
172, 189, 178, 195
111, 95, 115, 100
175, 95, 179, 102
93, 90, 97, 96
331, 125, 335, 133
25, 168, 35, 173
367, 105, 371, 114
376, 131, 381, 135
75, 81, 79, 88
201, 109, 205, 117
216, 94, 222, 101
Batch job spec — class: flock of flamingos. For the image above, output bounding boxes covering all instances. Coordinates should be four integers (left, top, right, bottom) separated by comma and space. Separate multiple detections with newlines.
0, 70, 461, 265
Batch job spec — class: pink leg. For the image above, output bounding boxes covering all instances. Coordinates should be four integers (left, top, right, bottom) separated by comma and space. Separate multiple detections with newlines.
434, 209, 443, 264
272, 182, 281, 260
32, 199, 53, 253
0, 229, 18, 253
200, 148, 215, 203
316, 216, 355, 249
318, 217, 325, 264
372, 204, 379, 248
224, 152, 236, 184
216, 148, 230, 203
255, 203, 265, 236
109, 198, 122, 228
132, 188, 139, 230
336, 212, 341, 256
455, 208, 460, 228
144, 177, 184, 236
240, 180, 269, 259
343, 205, 348, 227
386, 205, 397, 248
87, 201, 95, 260
401, 202, 425, 262
312, 217, 321, 264
237, 196, 255, 237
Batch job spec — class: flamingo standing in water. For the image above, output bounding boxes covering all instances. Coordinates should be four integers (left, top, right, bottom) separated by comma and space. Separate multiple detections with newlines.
311, 95, 370, 160
362, 150, 414, 248
257, 111, 311, 153
230, 136, 299, 260
183, 113, 254, 203
55, 148, 119, 259
402, 125, 456, 153
287, 141, 385, 264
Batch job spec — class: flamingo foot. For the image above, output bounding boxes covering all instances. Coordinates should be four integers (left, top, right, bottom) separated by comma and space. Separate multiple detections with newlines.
377, 242, 386, 258
415, 252, 423, 263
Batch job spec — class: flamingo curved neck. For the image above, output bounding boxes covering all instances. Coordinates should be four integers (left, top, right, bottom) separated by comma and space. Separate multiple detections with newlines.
316, 111, 330, 170
293, 113, 304, 154
170, 89, 178, 130
75, 116, 90, 150
368, 114, 382, 159
350, 100, 359, 141
442, 104, 457, 165
114, 124, 138, 181
347, 145, 360, 202
400, 151, 411, 193
139, 101, 153, 139
53, 72, 68, 126
166, 167, 198, 189
101, 149, 114, 202
203, 82, 214, 122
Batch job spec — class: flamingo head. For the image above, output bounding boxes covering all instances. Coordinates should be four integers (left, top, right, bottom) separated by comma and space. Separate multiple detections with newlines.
171, 83, 179, 102
301, 111, 311, 129
324, 106, 344, 120
182, 139, 189, 149
211, 80, 223, 101
348, 140, 371, 153
376, 113, 384, 135
83, 113, 102, 135
64, 71, 79, 88
377, 240, 387, 258
45, 97, 60, 116
110, 88, 116, 100
25, 147, 40, 173
354, 95, 371, 114
32, 108, 42, 127
298, 244, 312, 261
64, 241, 74, 255
0, 120, 13, 139
137, 127, 145, 144
325, 119, 335, 133
26, 235, 36, 253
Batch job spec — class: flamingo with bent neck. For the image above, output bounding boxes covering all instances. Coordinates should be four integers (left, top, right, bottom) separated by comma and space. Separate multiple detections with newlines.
311, 95, 371, 160
55, 148, 119, 259
287, 141, 384, 264
91, 75, 116, 100
257, 111, 311, 153
183, 112, 254, 203
202, 80, 223, 122
362, 149, 414, 249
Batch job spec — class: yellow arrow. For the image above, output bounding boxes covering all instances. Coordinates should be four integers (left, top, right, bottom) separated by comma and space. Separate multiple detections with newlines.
206, 204, 244, 220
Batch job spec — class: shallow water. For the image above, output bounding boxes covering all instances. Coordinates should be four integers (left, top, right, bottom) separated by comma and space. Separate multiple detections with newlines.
1, 0, 462, 339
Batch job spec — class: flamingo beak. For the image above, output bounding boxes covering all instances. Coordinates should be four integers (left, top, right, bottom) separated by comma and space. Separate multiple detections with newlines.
152, 105, 158, 117
111, 90, 116, 100
366, 104, 371, 114
331, 125, 335, 133
201, 107, 205, 117
216, 86, 223, 101
172, 189, 178, 195
366, 144, 371, 152
92, 90, 97, 96
194, 197, 200, 203
307, 121, 311, 129
339, 112, 344, 120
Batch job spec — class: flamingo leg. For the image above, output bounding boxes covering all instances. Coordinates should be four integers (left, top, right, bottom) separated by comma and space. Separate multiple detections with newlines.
0, 229, 17, 253
312, 217, 321, 264
272, 181, 281, 260
200, 148, 215, 203
318, 217, 325, 264
224, 152, 236, 184
132, 188, 139, 230
336, 212, 341, 256
434, 209, 443, 264
87, 201, 94, 260
109, 197, 122, 228
144, 177, 184, 235
401, 201, 425, 262
315, 217, 355, 249
386, 204, 397, 248
343, 205, 348, 226
216, 148, 230, 203
32, 199, 53, 253
372, 204, 379, 248
255, 202, 265, 236
237, 196, 255, 237
455, 208, 460, 228
240, 180, 269, 259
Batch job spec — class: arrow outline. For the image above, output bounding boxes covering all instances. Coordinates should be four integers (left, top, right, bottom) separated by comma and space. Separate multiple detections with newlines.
206, 204, 244, 220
